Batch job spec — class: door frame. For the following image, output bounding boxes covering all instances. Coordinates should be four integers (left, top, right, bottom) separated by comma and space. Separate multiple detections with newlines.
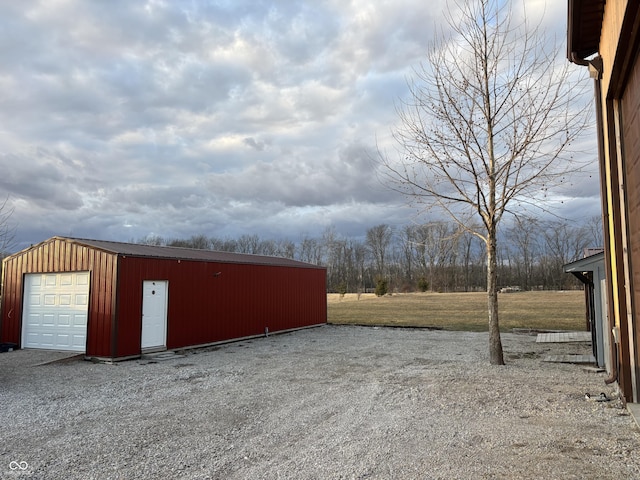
141, 280, 168, 352
21, 271, 91, 352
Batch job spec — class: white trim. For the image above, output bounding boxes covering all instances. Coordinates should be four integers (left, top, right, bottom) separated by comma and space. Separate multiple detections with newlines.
141, 280, 168, 350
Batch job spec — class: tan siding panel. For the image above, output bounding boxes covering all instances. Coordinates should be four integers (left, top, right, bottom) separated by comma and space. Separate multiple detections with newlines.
622, 47, 640, 390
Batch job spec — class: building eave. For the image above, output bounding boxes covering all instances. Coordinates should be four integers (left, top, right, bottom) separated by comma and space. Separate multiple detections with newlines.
568, 0, 606, 62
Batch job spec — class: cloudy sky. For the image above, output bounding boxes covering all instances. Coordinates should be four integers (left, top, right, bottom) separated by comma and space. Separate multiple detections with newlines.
0, 0, 599, 252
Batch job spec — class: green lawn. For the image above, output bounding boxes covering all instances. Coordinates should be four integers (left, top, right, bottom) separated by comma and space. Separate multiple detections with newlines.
327, 290, 586, 332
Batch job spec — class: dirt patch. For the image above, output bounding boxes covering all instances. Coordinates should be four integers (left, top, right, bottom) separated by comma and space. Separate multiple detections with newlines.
1, 326, 639, 479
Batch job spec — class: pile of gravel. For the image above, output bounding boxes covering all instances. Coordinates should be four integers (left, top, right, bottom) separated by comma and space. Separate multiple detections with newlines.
1, 325, 639, 479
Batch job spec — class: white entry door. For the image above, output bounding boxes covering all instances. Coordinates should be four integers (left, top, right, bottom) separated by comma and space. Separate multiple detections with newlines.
141, 280, 168, 350
22, 272, 90, 352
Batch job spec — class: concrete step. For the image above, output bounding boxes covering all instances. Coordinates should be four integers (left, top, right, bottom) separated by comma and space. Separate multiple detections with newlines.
536, 331, 592, 343
542, 354, 596, 364
141, 351, 185, 362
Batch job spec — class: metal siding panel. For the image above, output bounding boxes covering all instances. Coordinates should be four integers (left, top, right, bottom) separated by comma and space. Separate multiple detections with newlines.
62, 241, 69, 271
78, 243, 111, 357
53, 240, 60, 272
0, 238, 117, 357
622, 52, 640, 396
113, 258, 325, 356
1, 257, 21, 344
89, 249, 100, 355
3, 249, 22, 342
95, 249, 117, 358
68, 243, 75, 271
42, 243, 49, 272
115, 257, 146, 357
2, 257, 17, 343
86, 248, 98, 355
98, 251, 108, 353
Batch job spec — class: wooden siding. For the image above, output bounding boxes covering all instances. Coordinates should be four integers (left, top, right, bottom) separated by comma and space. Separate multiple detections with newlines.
622, 46, 640, 395
115, 257, 326, 357
591, 1, 640, 402
599, 0, 631, 97
0, 238, 118, 357
571, 0, 640, 402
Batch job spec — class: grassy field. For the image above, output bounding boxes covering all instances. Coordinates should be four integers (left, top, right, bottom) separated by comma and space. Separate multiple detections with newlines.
327, 290, 587, 332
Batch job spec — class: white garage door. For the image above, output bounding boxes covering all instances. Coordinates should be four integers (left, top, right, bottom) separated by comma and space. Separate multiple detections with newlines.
22, 272, 90, 352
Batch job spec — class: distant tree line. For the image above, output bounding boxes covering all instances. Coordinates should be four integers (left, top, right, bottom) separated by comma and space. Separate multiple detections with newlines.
137, 215, 602, 293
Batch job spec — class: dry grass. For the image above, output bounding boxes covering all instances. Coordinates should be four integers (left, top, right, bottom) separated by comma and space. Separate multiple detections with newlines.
327, 290, 587, 332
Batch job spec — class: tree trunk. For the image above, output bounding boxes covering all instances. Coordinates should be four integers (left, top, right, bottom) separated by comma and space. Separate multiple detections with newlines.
487, 233, 505, 365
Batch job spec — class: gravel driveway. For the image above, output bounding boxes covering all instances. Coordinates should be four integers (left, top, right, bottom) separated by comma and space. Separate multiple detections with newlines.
1, 325, 639, 480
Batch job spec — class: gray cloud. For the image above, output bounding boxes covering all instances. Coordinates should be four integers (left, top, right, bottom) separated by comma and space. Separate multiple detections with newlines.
0, 0, 600, 251
0, 152, 83, 209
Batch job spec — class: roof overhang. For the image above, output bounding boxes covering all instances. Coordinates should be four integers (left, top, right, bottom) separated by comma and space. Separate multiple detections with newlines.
567, 0, 606, 63
563, 251, 605, 284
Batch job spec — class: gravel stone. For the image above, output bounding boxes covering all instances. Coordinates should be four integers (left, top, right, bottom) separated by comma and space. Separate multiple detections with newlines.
1, 325, 639, 479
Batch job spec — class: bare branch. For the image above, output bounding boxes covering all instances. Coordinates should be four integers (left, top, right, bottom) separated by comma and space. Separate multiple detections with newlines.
0, 195, 17, 257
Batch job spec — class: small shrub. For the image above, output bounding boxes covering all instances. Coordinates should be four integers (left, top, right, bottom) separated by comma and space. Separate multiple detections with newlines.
375, 277, 388, 297
417, 277, 429, 292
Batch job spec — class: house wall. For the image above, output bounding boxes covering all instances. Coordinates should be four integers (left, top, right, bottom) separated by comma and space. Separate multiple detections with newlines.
591, 4, 628, 399
0, 238, 118, 358
594, 1, 640, 401
599, 0, 628, 96
621, 41, 640, 401
114, 256, 327, 358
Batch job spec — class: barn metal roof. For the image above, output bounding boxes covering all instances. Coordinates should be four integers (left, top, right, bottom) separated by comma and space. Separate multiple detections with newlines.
563, 250, 604, 273
563, 250, 604, 285
55, 237, 324, 269
567, 0, 606, 61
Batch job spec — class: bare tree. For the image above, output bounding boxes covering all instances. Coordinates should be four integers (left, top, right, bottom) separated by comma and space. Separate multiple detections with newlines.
274, 239, 296, 259
298, 235, 324, 265
323, 227, 347, 291
210, 237, 238, 252
411, 222, 458, 292
586, 215, 604, 248
0, 196, 17, 258
168, 234, 211, 249
459, 228, 483, 292
137, 234, 166, 246
366, 224, 394, 277
398, 225, 414, 283
541, 220, 589, 289
381, 0, 590, 364
506, 216, 542, 291
236, 234, 261, 254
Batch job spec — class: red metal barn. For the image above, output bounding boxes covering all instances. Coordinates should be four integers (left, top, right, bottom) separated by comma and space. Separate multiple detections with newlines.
0, 237, 327, 360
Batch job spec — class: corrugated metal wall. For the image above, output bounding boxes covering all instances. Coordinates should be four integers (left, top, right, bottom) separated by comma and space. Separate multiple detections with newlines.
1, 238, 327, 359
0, 238, 118, 357
115, 257, 327, 357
